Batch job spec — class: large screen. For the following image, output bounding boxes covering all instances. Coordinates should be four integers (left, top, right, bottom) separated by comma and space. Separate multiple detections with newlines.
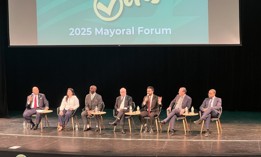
8, 0, 240, 46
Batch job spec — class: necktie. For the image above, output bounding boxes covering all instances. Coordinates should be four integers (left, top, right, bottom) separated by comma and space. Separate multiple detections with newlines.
34, 96, 37, 109
147, 96, 151, 114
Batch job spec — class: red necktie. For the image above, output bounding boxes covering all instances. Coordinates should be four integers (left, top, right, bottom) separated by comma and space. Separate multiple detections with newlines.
34, 96, 37, 109
147, 96, 151, 115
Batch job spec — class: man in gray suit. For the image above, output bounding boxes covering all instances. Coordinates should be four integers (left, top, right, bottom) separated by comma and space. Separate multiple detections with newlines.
109, 87, 133, 134
23, 86, 49, 130
194, 89, 222, 136
81, 85, 103, 132
160, 87, 192, 135
140, 86, 162, 133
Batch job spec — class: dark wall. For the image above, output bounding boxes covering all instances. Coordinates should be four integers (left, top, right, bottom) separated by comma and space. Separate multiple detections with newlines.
1, 0, 261, 113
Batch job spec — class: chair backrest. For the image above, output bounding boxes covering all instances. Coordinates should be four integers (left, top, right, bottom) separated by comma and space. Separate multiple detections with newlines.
132, 102, 136, 111
57, 107, 60, 116
70, 108, 78, 117
101, 102, 105, 111
217, 107, 223, 119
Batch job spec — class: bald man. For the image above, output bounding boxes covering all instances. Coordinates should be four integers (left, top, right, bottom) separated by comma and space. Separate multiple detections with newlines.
194, 89, 222, 137
160, 87, 192, 135
23, 86, 49, 130
109, 88, 133, 134
81, 85, 103, 132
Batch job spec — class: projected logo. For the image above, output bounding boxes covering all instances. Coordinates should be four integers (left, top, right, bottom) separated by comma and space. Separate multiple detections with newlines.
93, 0, 160, 22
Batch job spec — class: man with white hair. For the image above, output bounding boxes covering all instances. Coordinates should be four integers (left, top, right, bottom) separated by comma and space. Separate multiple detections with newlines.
109, 87, 133, 134
194, 89, 222, 137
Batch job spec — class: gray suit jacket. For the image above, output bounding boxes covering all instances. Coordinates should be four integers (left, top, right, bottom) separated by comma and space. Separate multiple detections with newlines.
114, 95, 133, 111
85, 93, 103, 111
26, 93, 49, 109
200, 97, 222, 113
169, 94, 192, 110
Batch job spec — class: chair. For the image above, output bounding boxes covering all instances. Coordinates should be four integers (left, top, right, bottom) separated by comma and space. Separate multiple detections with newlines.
57, 107, 80, 131
24, 113, 50, 131
112, 102, 136, 132
166, 110, 189, 135
82, 102, 105, 130
199, 107, 222, 134
140, 105, 162, 133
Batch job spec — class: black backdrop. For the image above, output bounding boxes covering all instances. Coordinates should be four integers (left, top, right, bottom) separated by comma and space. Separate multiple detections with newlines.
1, 0, 261, 117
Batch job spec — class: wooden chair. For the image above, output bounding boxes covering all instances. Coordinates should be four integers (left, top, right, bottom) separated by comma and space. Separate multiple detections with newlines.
140, 105, 162, 133
57, 107, 80, 131
199, 107, 223, 134
166, 110, 189, 135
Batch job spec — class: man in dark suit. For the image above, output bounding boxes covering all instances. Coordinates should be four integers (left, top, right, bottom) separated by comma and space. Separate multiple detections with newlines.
160, 87, 192, 135
23, 86, 49, 130
81, 85, 104, 132
109, 88, 133, 134
140, 86, 162, 133
194, 89, 222, 136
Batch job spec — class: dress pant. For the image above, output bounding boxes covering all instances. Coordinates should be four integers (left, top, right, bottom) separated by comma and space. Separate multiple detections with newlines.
81, 110, 101, 127
58, 109, 73, 126
139, 111, 158, 129
163, 108, 181, 130
23, 108, 41, 124
201, 107, 219, 129
115, 109, 127, 126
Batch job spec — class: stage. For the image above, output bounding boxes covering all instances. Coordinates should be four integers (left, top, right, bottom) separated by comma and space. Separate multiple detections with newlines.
0, 110, 261, 157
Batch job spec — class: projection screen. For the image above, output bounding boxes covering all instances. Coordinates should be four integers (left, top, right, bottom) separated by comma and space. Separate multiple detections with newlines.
8, 0, 240, 46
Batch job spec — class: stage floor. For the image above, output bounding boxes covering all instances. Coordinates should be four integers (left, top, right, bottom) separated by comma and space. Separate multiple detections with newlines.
1, 110, 261, 157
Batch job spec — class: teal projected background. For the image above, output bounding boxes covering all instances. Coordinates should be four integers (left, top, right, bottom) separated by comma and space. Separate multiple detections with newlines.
37, 0, 209, 45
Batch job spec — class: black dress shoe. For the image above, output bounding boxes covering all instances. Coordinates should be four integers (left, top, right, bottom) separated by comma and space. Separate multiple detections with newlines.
84, 127, 91, 131
95, 128, 99, 132
109, 122, 117, 126
33, 124, 39, 130
30, 123, 35, 130
121, 130, 126, 134
204, 130, 210, 137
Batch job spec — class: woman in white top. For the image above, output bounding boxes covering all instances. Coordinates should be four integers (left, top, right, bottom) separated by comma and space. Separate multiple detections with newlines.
58, 88, 79, 131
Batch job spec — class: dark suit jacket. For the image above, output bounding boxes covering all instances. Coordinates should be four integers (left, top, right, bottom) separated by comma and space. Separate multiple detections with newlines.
26, 93, 49, 109
141, 94, 162, 114
200, 97, 222, 114
114, 95, 133, 111
169, 94, 192, 110
85, 93, 103, 111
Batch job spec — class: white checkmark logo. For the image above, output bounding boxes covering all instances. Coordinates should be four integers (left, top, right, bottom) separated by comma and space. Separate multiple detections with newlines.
97, 0, 117, 16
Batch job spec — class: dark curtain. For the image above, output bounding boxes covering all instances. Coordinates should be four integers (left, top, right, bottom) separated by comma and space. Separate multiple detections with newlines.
0, 0, 8, 117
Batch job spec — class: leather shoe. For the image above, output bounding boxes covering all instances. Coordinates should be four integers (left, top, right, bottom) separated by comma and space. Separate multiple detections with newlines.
84, 127, 91, 131
160, 121, 166, 125
204, 130, 210, 137
194, 119, 203, 125
30, 123, 35, 130
33, 124, 39, 130
109, 122, 117, 126
95, 128, 99, 132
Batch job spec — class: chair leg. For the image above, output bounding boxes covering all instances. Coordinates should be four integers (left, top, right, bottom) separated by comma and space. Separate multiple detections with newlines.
40, 120, 43, 132
218, 120, 222, 133
167, 123, 170, 133
71, 117, 75, 130
155, 119, 159, 133
216, 120, 220, 134
200, 120, 205, 134
158, 119, 162, 132
182, 119, 186, 135
140, 124, 143, 133
101, 116, 105, 129
184, 118, 189, 131
45, 114, 50, 127
128, 118, 132, 133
